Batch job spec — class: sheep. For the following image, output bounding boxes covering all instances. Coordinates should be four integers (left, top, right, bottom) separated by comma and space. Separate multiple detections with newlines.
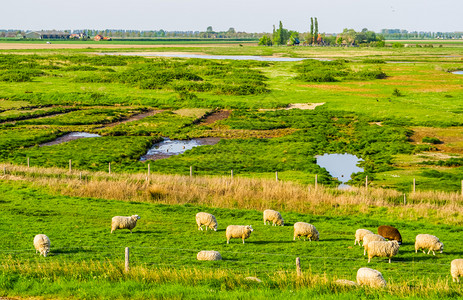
355, 229, 374, 246
415, 234, 444, 255
362, 233, 386, 255
335, 279, 359, 286
195, 212, 218, 231
111, 215, 140, 233
378, 225, 402, 245
263, 209, 284, 226
451, 259, 463, 283
197, 250, 222, 261
367, 240, 400, 263
356, 267, 387, 288
226, 225, 253, 244
293, 222, 319, 241
33, 234, 50, 257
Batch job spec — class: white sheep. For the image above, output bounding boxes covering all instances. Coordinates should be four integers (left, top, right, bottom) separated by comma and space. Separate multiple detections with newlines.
363, 233, 386, 255
33, 234, 50, 257
355, 229, 374, 246
263, 209, 284, 226
451, 259, 463, 283
367, 240, 400, 263
226, 225, 253, 244
415, 234, 444, 255
111, 215, 140, 233
335, 279, 359, 286
293, 222, 319, 241
195, 212, 218, 231
356, 267, 387, 288
197, 250, 222, 261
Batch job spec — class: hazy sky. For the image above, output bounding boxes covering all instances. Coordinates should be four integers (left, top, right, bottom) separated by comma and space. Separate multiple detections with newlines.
2, 0, 462, 33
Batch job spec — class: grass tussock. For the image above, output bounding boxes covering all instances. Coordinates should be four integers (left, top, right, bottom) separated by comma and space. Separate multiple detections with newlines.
2, 163, 463, 225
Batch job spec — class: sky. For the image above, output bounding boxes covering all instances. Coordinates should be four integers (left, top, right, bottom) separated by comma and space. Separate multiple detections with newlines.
2, 0, 462, 33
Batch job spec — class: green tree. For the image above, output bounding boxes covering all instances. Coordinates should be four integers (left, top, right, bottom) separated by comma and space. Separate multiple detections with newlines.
273, 21, 290, 45
258, 35, 273, 46
314, 17, 319, 43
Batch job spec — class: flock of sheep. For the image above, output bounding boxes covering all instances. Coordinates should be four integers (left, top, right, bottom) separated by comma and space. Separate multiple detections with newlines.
32, 210, 463, 287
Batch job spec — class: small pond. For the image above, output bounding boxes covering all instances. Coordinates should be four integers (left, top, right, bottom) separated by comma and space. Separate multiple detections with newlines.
40, 132, 101, 146
140, 137, 220, 161
452, 71, 463, 75
316, 153, 364, 189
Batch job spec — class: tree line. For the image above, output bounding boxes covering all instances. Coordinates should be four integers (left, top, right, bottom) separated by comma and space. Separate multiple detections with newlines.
259, 19, 385, 47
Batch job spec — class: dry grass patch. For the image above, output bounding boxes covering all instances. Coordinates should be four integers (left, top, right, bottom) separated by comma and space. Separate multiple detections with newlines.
410, 127, 463, 154
173, 108, 211, 119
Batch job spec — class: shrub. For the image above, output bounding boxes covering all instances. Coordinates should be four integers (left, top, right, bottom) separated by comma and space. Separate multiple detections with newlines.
422, 136, 442, 144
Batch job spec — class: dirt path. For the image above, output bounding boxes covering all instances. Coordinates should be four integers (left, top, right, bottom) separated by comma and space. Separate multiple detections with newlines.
102, 109, 164, 128
199, 110, 231, 125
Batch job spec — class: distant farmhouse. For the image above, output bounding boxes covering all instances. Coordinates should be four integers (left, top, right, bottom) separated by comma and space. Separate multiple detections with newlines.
24, 30, 70, 39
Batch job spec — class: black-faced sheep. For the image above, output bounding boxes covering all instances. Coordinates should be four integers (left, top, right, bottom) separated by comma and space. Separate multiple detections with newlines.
293, 222, 319, 241
111, 215, 140, 234
263, 209, 284, 226
355, 229, 374, 246
196, 212, 218, 231
378, 225, 402, 244
367, 240, 400, 263
33, 234, 50, 257
226, 225, 253, 244
415, 234, 444, 255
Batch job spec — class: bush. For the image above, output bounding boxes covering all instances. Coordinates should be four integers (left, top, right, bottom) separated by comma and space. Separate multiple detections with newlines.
422, 136, 442, 144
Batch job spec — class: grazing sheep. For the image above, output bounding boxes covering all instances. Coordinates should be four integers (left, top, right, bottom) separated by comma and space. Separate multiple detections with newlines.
357, 267, 387, 288
293, 222, 319, 241
415, 234, 444, 255
111, 215, 140, 234
335, 279, 359, 286
362, 233, 386, 255
355, 229, 374, 246
367, 240, 400, 263
33, 234, 50, 257
378, 225, 402, 245
197, 250, 222, 261
196, 212, 218, 231
263, 209, 284, 226
451, 259, 463, 283
226, 225, 253, 244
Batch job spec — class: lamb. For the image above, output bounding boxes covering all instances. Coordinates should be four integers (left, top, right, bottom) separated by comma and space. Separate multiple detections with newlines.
378, 225, 402, 245
226, 225, 253, 244
197, 250, 222, 261
451, 259, 463, 283
293, 222, 319, 241
111, 215, 140, 233
356, 267, 387, 288
33, 234, 50, 257
362, 233, 386, 255
263, 209, 284, 226
196, 212, 218, 231
355, 229, 374, 246
415, 234, 444, 255
367, 240, 400, 263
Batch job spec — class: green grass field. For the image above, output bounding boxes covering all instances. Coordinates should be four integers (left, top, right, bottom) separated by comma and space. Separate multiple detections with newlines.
1, 42, 463, 298
1, 179, 463, 299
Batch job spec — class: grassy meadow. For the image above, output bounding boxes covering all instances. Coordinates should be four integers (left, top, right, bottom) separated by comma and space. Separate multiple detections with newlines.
1, 41, 463, 298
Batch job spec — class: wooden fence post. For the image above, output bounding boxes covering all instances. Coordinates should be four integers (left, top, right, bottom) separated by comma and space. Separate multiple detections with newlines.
365, 176, 368, 189
79, 172, 82, 180
413, 178, 416, 193
315, 174, 318, 190
69, 159, 72, 173
108, 162, 111, 174
403, 194, 406, 205
147, 163, 150, 181
461, 180, 462, 197
296, 257, 302, 277
231, 169, 233, 179
190, 166, 193, 177
27, 157, 30, 168
125, 247, 130, 272
275, 171, 278, 182
3, 166, 5, 175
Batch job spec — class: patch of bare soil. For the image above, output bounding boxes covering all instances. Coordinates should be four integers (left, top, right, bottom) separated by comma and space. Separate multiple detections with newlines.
199, 110, 231, 125
259, 103, 325, 111
410, 126, 463, 154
